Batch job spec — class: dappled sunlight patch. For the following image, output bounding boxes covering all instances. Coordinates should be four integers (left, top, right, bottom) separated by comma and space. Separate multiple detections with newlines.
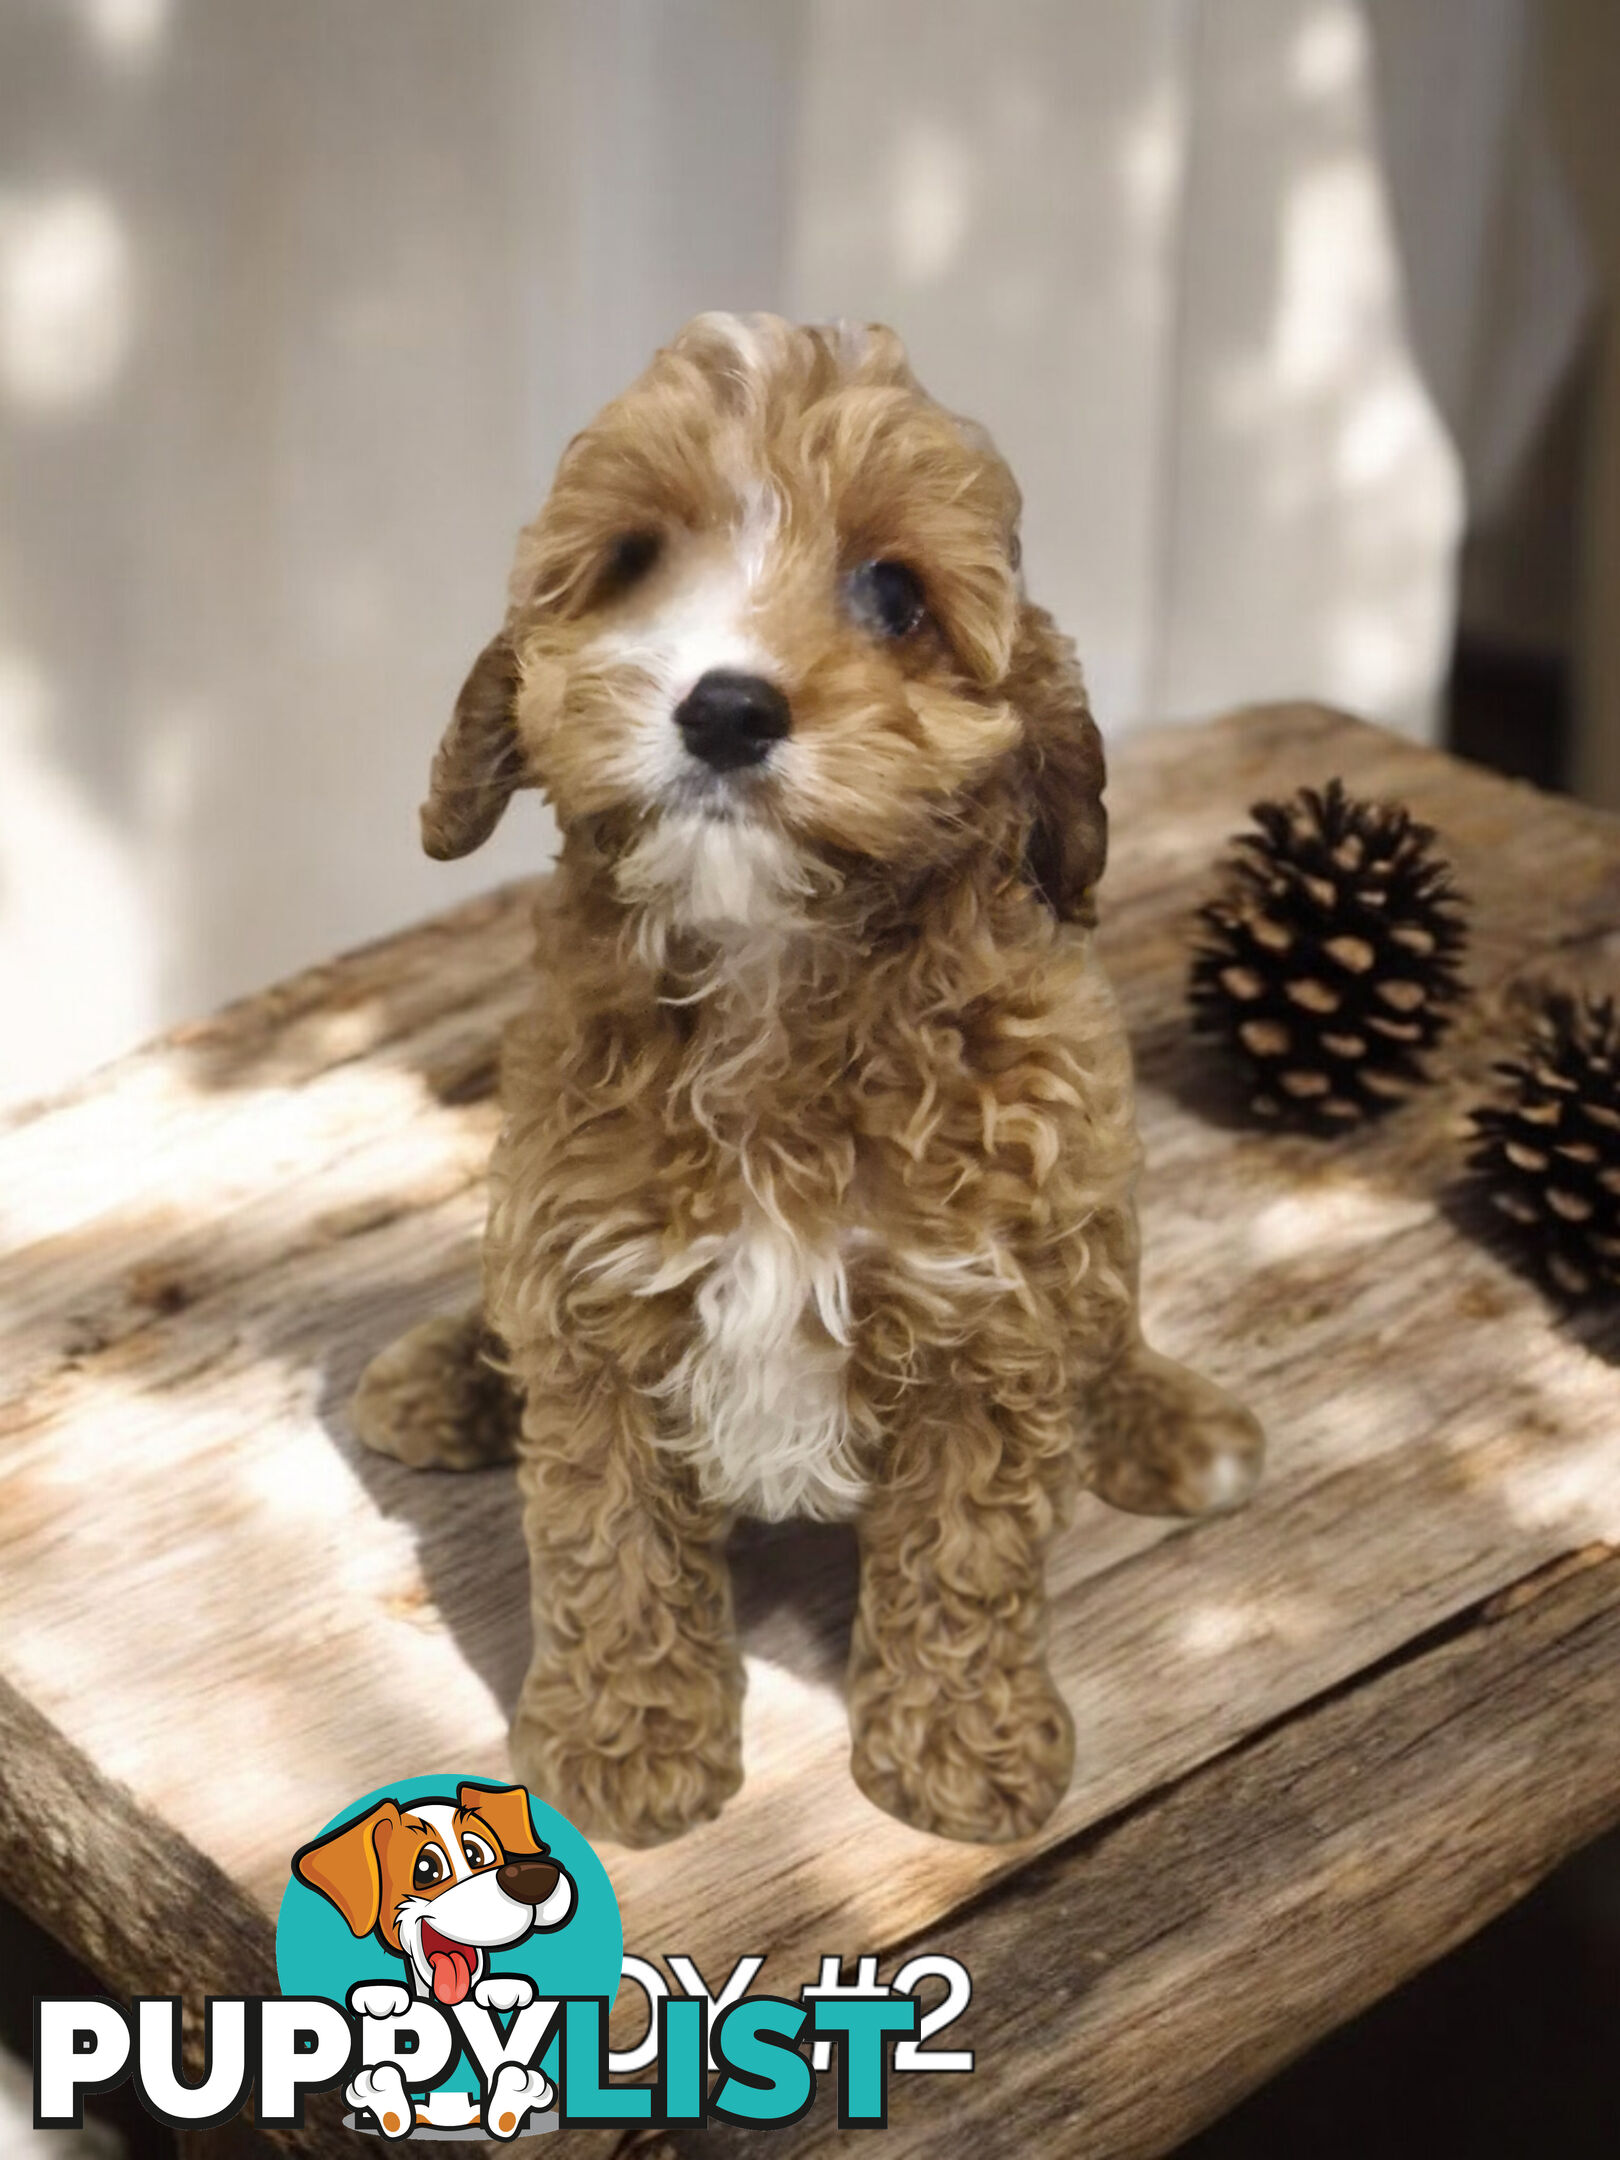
0, 647, 160, 1104
739, 1654, 847, 1780
1242, 1180, 1434, 1267
886, 116, 976, 287
0, 1041, 486, 1254
0, 187, 131, 410
305, 1004, 396, 1066
79, 0, 172, 61
1478, 1429, 1620, 1544
1291, 0, 1363, 98
1272, 154, 1389, 403
0, 1352, 512, 1912
1177, 1590, 1325, 1659
1118, 74, 1183, 232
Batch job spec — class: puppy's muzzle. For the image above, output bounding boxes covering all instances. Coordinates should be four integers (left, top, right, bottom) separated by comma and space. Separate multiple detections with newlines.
496, 1858, 563, 1904
675, 669, 790, 772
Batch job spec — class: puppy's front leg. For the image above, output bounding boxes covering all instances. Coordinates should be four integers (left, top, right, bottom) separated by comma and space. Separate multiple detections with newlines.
847, 1395, 1074, 1844
508, 1371, 743, 1848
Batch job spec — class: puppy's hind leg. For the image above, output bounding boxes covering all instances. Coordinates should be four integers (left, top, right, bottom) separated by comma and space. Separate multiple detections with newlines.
1080, 1340, 1264, 1520
351, 1307, 521, 1471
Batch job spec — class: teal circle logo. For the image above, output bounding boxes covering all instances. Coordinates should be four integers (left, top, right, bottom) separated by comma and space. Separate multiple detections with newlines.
275, 1774, 621, 2136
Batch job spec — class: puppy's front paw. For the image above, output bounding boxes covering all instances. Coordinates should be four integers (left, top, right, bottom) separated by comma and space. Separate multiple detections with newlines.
473, 1973, 536, 2013
850, 1662, 1074, 1845
486, 2062, 554, 2138
510, 1656, 744, 1848
347, 1981, 411, 2022
346, 2064, 413, 2141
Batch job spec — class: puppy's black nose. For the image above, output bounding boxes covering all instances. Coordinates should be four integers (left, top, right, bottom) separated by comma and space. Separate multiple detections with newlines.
497, 1858, 562, 1904
675, 670, 790, 771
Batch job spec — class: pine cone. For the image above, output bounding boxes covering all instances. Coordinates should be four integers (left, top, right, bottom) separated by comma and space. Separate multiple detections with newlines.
1469, 992, 1620, 1301
1189, 778, 1468, 1128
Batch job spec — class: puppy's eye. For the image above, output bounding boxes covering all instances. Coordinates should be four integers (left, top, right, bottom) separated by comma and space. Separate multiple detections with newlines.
460, 1834, 494, 1870
846, 559, 927, 640
413, 1847, 447, 1890
599, 530, 661, 597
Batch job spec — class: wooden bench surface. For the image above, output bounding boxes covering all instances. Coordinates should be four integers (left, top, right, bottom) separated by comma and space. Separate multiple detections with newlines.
2, 703, 1619, 2158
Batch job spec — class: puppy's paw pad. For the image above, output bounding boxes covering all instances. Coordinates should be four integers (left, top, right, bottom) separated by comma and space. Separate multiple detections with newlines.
473, 1973, 536, 2013
347, 1981, 412, 2021
347, 2064, 413, 2140
486, 2062, 553, 2138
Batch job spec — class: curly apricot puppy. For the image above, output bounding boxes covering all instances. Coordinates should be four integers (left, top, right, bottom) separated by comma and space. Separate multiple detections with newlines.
354, 315, 1263, 1847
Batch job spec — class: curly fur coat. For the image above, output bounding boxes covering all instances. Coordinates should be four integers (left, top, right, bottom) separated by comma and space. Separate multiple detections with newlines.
354, 315, 1263, 1847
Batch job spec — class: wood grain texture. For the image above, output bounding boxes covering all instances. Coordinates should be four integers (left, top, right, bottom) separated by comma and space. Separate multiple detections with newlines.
652, 1546, 1620, 2159
1, 704, 1618, 2144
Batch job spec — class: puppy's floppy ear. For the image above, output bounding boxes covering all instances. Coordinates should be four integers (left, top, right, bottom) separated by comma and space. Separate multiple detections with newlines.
457, 1780, 545, 1859
421, 632, 530, 860
1010, 601, 1107, 923
291, 1800, 401, 1937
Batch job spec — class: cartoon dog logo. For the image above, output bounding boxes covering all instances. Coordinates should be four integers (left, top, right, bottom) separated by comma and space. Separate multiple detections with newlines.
292, 1781, 575, 2136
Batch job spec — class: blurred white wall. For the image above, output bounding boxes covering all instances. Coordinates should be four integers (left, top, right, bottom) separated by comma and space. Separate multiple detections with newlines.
0, 0, 1585, 1103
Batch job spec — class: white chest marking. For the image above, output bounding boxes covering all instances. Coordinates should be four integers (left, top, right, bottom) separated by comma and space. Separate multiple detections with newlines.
647, 1213, 865, 1521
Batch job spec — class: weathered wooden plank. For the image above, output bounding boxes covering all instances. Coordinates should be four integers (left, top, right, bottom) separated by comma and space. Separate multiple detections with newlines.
0, 1675, 330, 2155
658, 1544, 1620, 2159
1, 705, 1617, 2057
